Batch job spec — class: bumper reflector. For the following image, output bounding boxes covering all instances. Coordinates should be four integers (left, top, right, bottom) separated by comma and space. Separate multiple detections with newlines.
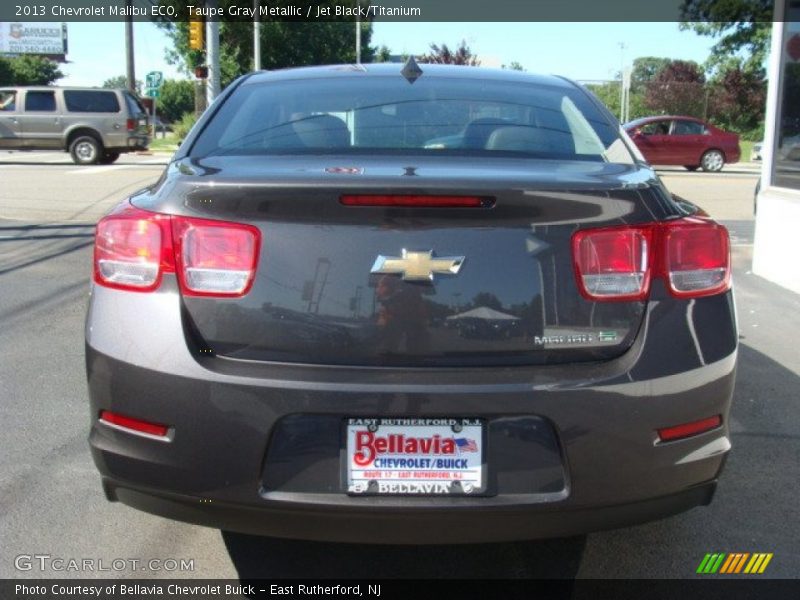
99, 411, 169, 438
657, 415, 722, 442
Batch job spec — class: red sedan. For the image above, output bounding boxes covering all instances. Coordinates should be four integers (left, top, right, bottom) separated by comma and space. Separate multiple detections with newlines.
624, 116, 740, 172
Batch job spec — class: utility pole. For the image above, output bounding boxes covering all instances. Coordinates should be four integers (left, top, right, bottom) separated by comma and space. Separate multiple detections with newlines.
355, 9, 361, 64
206, 0, 221, 104
617, 42, 626, 122
125, 0, 135, 93
253, 0, 261, 70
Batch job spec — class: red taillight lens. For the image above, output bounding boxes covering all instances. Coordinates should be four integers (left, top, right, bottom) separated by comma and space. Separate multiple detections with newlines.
657, 415, 722, 442
126, 118, 136, 132
571, 218, 730, 302
99, 410, 169, 438
664, 219, 730, 298
572, 226, 652, 301
94, 203, 260, 297
173, 217, 260, 297
94, 205, 173, 292
340, 195, 491, 208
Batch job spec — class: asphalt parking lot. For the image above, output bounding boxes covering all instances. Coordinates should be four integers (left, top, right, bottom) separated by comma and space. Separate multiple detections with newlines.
0, 151, 797, 580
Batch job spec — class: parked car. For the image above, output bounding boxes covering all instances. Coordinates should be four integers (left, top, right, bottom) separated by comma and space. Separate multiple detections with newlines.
0, 86, 149, 164
750, 135, 800, 163
778, 134, 800, 161
624, 115, 740, 172
86, 64, 736, 544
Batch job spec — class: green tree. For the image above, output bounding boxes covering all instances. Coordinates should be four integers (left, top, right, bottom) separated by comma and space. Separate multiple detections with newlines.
160, 11, 374, 90
373, 45, 392, 63
586, 82, 622, 117
157, 79, 194, 123
680, 0, 772, 74
630, 57, 672, 87
6, 55, 63, 85
0, 57, 13, 86
418, 41, 480, 66
502, 61, 525, 71
707, 65, 766, 135
102, 75, 142, 94
644, 60, 706, 117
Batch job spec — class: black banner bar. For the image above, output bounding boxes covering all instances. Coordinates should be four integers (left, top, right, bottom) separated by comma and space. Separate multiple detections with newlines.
4, 579, 800, 600
0, 0, 779, 23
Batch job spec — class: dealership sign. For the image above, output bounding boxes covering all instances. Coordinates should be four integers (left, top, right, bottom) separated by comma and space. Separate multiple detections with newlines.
0, 22, 67, 57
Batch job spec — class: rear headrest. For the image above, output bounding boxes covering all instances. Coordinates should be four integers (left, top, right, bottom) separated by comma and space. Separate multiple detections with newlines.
291, 114, 350, 148
486, 126, 573, 155
461, 118, 512, 149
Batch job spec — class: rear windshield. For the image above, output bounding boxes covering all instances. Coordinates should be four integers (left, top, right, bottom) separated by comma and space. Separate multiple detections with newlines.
122, 91, 145, 115
191, 75, 634, 163
64, 90, 120, 113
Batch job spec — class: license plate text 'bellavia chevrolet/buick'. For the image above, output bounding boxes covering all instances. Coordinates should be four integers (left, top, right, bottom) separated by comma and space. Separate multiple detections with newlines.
86, 61, 736, 544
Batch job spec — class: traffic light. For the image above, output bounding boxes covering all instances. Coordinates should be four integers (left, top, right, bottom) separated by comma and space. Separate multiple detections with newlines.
188, 18, 204, 51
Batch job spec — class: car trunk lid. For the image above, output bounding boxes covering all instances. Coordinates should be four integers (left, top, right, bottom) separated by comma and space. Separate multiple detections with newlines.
134, 155, 666, 367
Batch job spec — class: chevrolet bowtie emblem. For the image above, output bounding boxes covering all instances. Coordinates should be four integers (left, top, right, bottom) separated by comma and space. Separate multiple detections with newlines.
370, 250, 465, 282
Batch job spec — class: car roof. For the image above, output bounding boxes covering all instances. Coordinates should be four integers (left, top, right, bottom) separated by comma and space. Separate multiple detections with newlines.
243, 63, 576, 89
625, 115, 705, 127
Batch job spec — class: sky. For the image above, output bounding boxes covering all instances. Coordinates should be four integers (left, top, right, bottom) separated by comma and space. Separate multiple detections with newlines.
58, 21, 719, 87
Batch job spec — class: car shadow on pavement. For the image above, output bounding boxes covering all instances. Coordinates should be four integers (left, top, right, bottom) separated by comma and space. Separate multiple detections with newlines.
561, 341, 800, 579
222, 531, 586, 580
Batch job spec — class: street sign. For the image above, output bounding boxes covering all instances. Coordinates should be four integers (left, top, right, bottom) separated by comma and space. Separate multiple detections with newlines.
145, 71, 163, 89
145, 87, 160, 99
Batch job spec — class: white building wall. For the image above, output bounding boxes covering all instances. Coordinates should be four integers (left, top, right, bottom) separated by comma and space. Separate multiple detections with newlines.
753, 12, 800, 294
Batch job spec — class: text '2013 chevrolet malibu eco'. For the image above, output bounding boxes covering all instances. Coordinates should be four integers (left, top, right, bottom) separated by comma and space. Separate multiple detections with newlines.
85, 63, 736, 544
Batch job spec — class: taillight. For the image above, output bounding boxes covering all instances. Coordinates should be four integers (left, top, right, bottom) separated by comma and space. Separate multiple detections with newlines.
572, 218, 730, 301
173, 217, 260, 297
94, 205, 173, 292
664, 219, 730, 298
572, 226, 652, 301
126, 118, 136, 132
94, 203, 260, 297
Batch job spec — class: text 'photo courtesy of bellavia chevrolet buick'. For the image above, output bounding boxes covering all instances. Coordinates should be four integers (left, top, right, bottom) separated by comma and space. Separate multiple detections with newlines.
85, 63, 736, 544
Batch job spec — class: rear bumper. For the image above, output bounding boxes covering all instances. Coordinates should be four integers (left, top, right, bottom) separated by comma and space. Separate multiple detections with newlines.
106, 136, 149, 152
102, 478, 717, 544
86, 278, 737, 543
123, 136, 149, 151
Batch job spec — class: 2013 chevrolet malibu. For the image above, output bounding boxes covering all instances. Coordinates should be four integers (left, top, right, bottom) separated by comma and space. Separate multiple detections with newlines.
86, 64, 737, 543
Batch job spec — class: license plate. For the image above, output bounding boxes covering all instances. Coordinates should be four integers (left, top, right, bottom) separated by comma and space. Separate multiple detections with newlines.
346, 418, 484, 495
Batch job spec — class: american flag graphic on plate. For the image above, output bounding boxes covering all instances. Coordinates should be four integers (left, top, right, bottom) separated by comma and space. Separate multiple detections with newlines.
455, 437, 478, 452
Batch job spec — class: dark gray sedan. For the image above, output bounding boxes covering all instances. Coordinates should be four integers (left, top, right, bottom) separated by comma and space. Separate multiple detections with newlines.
86, 64, 736, 544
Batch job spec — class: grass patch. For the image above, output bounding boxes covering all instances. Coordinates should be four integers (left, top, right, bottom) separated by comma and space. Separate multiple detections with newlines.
739, 140, 755, 162
148, 132, 180, 153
